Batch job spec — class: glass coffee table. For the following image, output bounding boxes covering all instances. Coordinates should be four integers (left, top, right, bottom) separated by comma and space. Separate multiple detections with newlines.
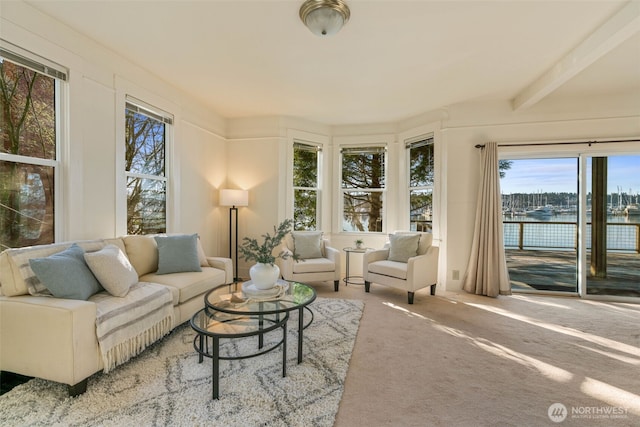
190, 280, 316, 399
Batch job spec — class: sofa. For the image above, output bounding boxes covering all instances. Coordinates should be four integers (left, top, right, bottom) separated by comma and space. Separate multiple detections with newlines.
0, 234, 233, 395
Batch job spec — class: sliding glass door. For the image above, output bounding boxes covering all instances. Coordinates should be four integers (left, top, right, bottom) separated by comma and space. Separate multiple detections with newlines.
501, 157, 579, 293
585, 155, 640, 297
501, 153, 640, 298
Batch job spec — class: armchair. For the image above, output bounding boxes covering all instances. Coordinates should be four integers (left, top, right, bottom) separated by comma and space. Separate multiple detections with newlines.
276, 231, 341, 291
363, 232, 439, 304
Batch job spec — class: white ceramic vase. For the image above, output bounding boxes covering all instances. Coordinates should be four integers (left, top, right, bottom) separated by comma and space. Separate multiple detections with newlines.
249, 263, 280, 290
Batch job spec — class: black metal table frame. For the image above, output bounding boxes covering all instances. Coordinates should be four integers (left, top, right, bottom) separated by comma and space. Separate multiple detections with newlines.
191, 309, 289, 399
191, 284, 316, 399
343, 247, 369, 285
205, 289, 315, 365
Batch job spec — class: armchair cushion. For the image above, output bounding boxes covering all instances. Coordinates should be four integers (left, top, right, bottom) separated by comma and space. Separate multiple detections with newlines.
292, 231, 323, 259
368, 260, 408, 280
292, 257, 335, 274
388, 233, 420, 263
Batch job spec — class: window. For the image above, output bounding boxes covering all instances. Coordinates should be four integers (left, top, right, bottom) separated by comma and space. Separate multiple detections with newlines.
341, 146, 386, 232
293, 141, 321, 230
0, 45, 66, 249
124, 98, 172, 235
407, 136, 434, 232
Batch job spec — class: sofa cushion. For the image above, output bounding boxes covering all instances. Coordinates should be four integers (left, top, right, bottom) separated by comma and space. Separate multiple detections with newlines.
292, 231, 323, 259
140, 267, 225, 305
154, 234, 202, 275
368, 260, 409, 280
123, 235, 158, 276
388, 233, 420, 263
29, 244, 103, 300
84, 244, 138, 297
103, 237, 127, 255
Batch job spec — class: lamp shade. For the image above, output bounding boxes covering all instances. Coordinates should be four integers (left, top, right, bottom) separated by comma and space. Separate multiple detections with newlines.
220, 189, 249, 207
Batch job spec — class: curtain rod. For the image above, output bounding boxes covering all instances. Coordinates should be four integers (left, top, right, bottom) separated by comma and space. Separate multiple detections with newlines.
475, 139, 640, 149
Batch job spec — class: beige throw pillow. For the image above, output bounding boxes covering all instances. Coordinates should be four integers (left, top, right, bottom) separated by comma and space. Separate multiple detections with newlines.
123, 235, 158, 276
292, 231, 323, 259
388, 233, 420, 263
196, 236, 209, 267
84, 244, 138, 297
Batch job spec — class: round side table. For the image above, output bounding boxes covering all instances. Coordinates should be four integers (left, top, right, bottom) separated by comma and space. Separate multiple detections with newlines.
343, 247, 370, 285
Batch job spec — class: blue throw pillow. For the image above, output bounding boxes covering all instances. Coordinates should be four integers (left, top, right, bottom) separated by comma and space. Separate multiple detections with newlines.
29, 243, 103, 300
154, 234, 202, 275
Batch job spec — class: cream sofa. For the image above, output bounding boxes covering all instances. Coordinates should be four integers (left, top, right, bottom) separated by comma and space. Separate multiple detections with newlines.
0, 235, 233, 395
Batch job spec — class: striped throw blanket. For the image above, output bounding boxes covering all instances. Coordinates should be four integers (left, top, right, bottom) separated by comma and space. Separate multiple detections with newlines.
90, 282, 174, 373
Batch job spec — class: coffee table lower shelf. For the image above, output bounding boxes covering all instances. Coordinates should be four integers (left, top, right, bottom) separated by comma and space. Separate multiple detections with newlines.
190, 309, 289, 399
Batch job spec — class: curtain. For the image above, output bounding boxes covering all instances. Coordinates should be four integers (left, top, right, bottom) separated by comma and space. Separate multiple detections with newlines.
462, 142, 511, 297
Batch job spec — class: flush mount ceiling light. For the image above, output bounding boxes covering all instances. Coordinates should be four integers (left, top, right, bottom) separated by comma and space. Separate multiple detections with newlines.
299, 0, 350, 37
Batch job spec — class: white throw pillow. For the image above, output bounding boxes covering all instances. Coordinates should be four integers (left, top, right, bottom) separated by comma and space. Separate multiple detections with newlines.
387, 233, 420, 263
292, 231, 323, 259
84, 244, 138, 297
196, 236, 209, 267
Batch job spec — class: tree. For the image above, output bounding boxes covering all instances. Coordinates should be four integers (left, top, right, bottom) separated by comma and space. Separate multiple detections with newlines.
499, 160, 512, 178
342, 148, 384, 232
409, 142, 434, 229
293, 144, 318, 230
125, 109, 166, 235
0, 60, 55, 249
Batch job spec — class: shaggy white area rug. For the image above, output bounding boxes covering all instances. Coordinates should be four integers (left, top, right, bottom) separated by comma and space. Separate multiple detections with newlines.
0, 297, 364, 427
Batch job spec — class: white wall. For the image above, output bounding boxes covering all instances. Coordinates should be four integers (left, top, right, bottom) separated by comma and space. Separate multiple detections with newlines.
1, 2, 228, 256
225, 136, 283, 279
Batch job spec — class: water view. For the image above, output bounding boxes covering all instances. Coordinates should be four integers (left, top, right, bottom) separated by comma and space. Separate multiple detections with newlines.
501, 155, 640, 298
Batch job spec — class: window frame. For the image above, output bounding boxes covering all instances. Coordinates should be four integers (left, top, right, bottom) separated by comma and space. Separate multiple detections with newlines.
292, 140, 322, 231
406, 135, 435, 232
0, 42, 67, 247
285, 129, 329, 231
339, 143, 388, 234
122, 95, 174, 235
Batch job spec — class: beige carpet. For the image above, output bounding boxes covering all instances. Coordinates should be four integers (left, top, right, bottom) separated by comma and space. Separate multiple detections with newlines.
315, 283, 640, 427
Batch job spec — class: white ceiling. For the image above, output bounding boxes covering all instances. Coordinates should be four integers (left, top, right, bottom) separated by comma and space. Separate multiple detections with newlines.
25, 0, 640, 125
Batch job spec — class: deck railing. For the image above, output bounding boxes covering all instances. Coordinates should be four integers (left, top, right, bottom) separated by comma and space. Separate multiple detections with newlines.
503, 220, 640, 253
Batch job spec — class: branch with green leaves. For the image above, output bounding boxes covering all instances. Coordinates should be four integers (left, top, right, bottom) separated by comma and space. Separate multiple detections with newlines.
239, 219, 299, 265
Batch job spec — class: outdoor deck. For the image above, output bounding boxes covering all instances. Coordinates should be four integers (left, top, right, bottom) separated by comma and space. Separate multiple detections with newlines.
506, 249, 640, 297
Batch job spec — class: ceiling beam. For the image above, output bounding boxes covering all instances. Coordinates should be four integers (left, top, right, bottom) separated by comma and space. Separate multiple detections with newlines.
512, 1, 640, 111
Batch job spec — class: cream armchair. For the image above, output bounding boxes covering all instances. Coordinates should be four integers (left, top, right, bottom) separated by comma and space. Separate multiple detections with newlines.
363, 232, 439, 304
276, 231, 341, 291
